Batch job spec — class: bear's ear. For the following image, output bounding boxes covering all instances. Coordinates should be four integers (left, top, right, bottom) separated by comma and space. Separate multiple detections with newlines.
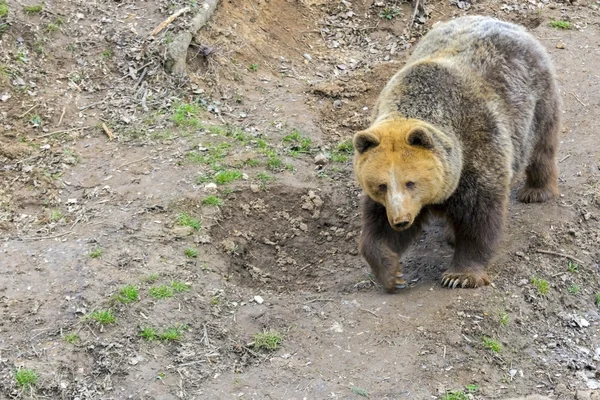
407, 127, 435, 149
353, 130, 380, 154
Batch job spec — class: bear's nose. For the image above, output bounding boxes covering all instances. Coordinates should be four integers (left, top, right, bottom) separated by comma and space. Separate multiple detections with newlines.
394, 221, 409, 229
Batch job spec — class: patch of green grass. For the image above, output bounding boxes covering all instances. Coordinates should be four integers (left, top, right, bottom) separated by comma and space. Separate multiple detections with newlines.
214, 169, 242, 185
262, 149, 282, 171
159, 324, 188, 342
253, 330, 282, 351
531, 277, 550, 295
350, 386, 369, 397
595, 292, 600, 307
144, 273, 159, 283
49, 209, 63, 222
441, 391, 468, 400
257, 172, 273, 182
482, 336, 502, 353
24, 4, 42, 13
336, 139, 353, 154
149, 285, 174, 299
89, 247, 103, 259
171, 281, 190, 293
176, 212, 201, 230
256, 138, 269, 149
568, 260, 579, 273
283, 129, 312, 155
210, 295, 220, 306
114, 284, 139, 304
568, 284, 580, 295
248, 63, 259, 72
207, 125, 227, 136
88, 310, 116, 325
139, 327, 158, 341
227, 127, 251, 143
548, 20, 571, 29
14, 368, 38, 389
330, 139, 354, 163
202, 195, 223, 206
0, 1, 7, 18
184, 248, 198, 258
330, 152, 347, 163
63, 333, 79, 344
101, 49, 112, 59
465, 384, 479, 393
46, 18, 63, 32
499, 311, 509, 327
170, 102, 204, 128
187, 142, 230, 166
379, 7, 401, 20
244, 158, 260, 167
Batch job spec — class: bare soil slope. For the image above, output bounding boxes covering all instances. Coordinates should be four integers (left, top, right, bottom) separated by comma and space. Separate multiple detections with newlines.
1, 0, 600, 399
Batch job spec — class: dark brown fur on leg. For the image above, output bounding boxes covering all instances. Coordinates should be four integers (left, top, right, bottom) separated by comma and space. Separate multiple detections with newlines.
359, 195, 424, 292
519, 95, 561, 203
442, 185, 508, 288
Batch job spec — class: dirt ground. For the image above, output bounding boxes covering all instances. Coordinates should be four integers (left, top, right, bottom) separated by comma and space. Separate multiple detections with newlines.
1, 0, 600, 399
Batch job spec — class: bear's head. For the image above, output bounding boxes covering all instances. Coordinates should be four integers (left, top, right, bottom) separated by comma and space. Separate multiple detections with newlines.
353, 118, 460, 231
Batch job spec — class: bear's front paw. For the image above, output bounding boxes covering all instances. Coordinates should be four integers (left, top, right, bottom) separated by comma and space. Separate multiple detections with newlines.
441, 270, 490, 289
381, 271, 407, 293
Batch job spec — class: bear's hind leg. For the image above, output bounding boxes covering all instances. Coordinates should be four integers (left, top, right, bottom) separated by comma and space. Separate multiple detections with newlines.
518, 95, 560, 203
442, 192, 507, 289
359, 195, 424, 292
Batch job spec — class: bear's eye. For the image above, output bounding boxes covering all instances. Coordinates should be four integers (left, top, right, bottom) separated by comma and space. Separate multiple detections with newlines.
379, 184, 387, 192
406, 181, 415, 189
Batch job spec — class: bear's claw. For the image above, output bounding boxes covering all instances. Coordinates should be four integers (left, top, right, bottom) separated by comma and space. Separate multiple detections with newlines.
441, 271, 490, 289
395, 272, 407, 289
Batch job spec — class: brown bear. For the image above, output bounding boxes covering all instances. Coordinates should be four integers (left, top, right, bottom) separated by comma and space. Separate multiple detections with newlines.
353, 16, 561, 292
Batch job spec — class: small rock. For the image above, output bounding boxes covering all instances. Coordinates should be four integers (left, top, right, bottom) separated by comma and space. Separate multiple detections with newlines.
171, 226, 194, 237
333, 100, 342, 109
242, 173, 249, 180
1, 94, 10, 102
556, 42, 566, 49
509, 369, 518, 379
254, 295, 264, 304
13, 77, 26, 86
581, 318, 590, 327
517, 278, 529, 287
314, 153, 328, 166
204, 182, 217, 192
250, 183, 260, 193
303, 53, 312, 61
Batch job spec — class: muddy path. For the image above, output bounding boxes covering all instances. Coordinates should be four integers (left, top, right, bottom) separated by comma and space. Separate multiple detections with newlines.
1, 0, 600, 399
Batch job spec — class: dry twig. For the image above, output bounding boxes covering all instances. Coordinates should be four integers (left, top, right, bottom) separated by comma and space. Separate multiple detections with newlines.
101, 123, 115, 140
536, 249, 584, 265
151, 7, 190, 36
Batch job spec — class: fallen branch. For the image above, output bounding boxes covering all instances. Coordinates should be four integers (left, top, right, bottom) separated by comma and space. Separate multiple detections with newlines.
151, 7, 190, 36
101, 123, 115, 141
536, 249, 584, 265
165, 0, 220, 75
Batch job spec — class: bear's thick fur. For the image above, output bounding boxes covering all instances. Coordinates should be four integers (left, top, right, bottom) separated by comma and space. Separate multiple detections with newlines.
353, 16, 561, 292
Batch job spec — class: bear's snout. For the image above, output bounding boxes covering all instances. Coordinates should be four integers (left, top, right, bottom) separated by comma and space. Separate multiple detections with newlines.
390, 215, 412, 231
